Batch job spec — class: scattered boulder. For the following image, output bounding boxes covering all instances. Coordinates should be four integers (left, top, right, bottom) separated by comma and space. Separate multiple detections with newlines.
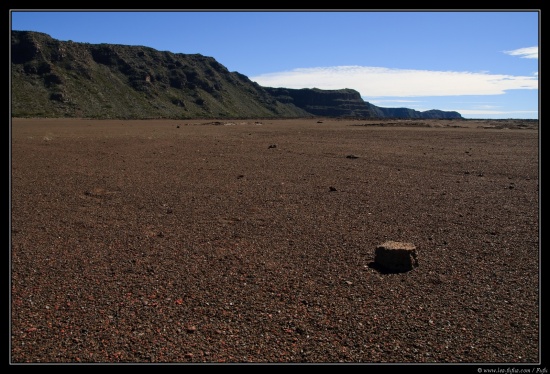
374, 241, 418, 272
346, 154, 359, 159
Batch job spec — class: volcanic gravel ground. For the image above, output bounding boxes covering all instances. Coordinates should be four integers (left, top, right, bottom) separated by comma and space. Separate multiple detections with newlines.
10, 118, 540, 363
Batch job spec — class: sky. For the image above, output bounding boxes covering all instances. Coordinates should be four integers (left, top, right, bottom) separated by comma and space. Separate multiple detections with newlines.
10, 10, 540, 119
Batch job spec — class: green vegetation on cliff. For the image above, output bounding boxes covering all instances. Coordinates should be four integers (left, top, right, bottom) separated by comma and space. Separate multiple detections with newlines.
11, 30, 462, 120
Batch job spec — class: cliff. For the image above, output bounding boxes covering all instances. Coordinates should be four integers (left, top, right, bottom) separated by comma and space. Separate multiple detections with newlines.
11, 30, 311, 119
265, 87, 462, 119
11, 30, 463, 120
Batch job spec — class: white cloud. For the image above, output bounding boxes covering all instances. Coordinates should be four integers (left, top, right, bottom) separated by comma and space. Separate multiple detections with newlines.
456, 109, 538, 115
251, 66, 539, 97
471, 104, 501, 110
503, 46, 538, 59
369, 99, 424, 109
369, 99, 422, 104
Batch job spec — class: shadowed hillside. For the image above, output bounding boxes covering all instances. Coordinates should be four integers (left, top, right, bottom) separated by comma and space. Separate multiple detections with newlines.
264, 87, 462, 119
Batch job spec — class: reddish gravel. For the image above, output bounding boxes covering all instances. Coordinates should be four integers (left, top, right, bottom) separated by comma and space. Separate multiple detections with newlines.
10, 118, 540, 364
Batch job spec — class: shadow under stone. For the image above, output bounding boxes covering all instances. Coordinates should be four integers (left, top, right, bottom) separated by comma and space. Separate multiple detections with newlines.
367, 261, 413, 274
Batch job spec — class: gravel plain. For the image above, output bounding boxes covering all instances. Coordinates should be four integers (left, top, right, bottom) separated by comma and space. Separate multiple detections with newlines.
10, 118, 540, 364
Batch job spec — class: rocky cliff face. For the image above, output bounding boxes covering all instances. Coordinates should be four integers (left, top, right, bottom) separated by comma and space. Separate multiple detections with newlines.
11, 30, 463, 120
11, 31, 311, 119
265, 87, 463, 119
264, 87, 380, 117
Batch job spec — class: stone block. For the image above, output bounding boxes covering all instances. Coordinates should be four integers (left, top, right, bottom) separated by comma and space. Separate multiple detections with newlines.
374, 241, 418, 272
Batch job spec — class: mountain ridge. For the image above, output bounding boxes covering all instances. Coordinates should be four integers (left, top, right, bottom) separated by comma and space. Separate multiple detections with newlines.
11, 30, 463, 120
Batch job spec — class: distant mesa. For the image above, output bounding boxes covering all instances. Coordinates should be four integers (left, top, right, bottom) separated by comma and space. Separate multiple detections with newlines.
264, 87, 462, 119
11, 30, 463, 120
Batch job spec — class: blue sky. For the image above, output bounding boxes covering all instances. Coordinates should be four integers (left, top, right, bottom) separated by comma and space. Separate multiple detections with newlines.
10, 10, 540, 119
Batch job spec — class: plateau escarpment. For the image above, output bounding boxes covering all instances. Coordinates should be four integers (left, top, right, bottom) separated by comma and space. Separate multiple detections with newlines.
11, 31, 310, 119
264, 87, 462, 119
11, 30, 463, 120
